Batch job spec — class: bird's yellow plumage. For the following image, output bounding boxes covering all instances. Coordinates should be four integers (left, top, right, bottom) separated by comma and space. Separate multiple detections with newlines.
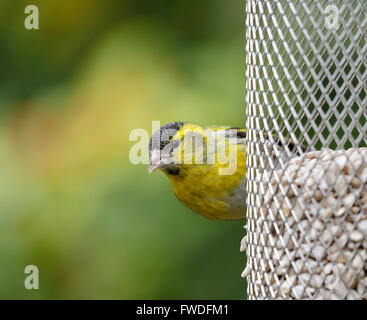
148, 122, 247, 221
148, 122, 303, 221
168, 130, 246, 221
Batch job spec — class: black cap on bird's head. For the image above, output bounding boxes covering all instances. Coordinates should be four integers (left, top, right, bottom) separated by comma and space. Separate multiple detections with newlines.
148, 121, 184, 174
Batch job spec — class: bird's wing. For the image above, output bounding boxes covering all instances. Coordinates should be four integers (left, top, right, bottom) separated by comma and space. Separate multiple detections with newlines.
203, 127, 246, 162
205, 126, 246, 140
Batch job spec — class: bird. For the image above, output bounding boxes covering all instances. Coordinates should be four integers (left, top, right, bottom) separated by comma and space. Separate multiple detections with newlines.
148, 121, 303, 221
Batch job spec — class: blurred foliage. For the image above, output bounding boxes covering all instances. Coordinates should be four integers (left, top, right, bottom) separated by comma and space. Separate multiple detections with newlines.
0, 0, 246, 298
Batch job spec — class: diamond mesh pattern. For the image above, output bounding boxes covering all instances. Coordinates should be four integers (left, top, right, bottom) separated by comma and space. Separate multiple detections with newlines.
245, 0, 367, 300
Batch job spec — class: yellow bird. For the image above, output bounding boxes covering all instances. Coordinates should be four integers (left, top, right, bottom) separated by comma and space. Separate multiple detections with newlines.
148, 122, 301, 221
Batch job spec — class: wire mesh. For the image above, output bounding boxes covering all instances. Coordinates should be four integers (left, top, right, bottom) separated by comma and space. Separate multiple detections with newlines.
244, 0, 367, 299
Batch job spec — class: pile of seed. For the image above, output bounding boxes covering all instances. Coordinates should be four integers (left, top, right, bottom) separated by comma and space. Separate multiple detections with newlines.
241, 148, 367, 299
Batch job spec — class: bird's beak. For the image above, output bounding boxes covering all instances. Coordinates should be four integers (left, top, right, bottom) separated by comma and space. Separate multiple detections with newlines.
148, 150, 166, 174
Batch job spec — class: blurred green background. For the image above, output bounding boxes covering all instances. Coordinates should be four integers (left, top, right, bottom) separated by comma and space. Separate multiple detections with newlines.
0, 0, 246, 298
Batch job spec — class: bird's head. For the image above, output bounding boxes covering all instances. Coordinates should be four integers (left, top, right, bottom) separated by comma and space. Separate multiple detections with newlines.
148, 121, 208, 175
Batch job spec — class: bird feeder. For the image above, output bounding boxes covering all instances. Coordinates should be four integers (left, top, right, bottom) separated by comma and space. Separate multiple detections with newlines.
243, 0, 367, 299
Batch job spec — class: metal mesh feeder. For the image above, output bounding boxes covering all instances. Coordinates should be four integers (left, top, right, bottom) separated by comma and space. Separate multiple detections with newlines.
243, 0, 367, 300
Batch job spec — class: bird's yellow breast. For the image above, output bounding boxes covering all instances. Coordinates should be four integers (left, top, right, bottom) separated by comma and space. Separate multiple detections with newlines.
165, 142, 247, 220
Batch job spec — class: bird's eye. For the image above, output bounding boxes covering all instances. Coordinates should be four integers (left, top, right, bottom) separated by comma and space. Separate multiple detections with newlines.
169, 136, 173, 140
